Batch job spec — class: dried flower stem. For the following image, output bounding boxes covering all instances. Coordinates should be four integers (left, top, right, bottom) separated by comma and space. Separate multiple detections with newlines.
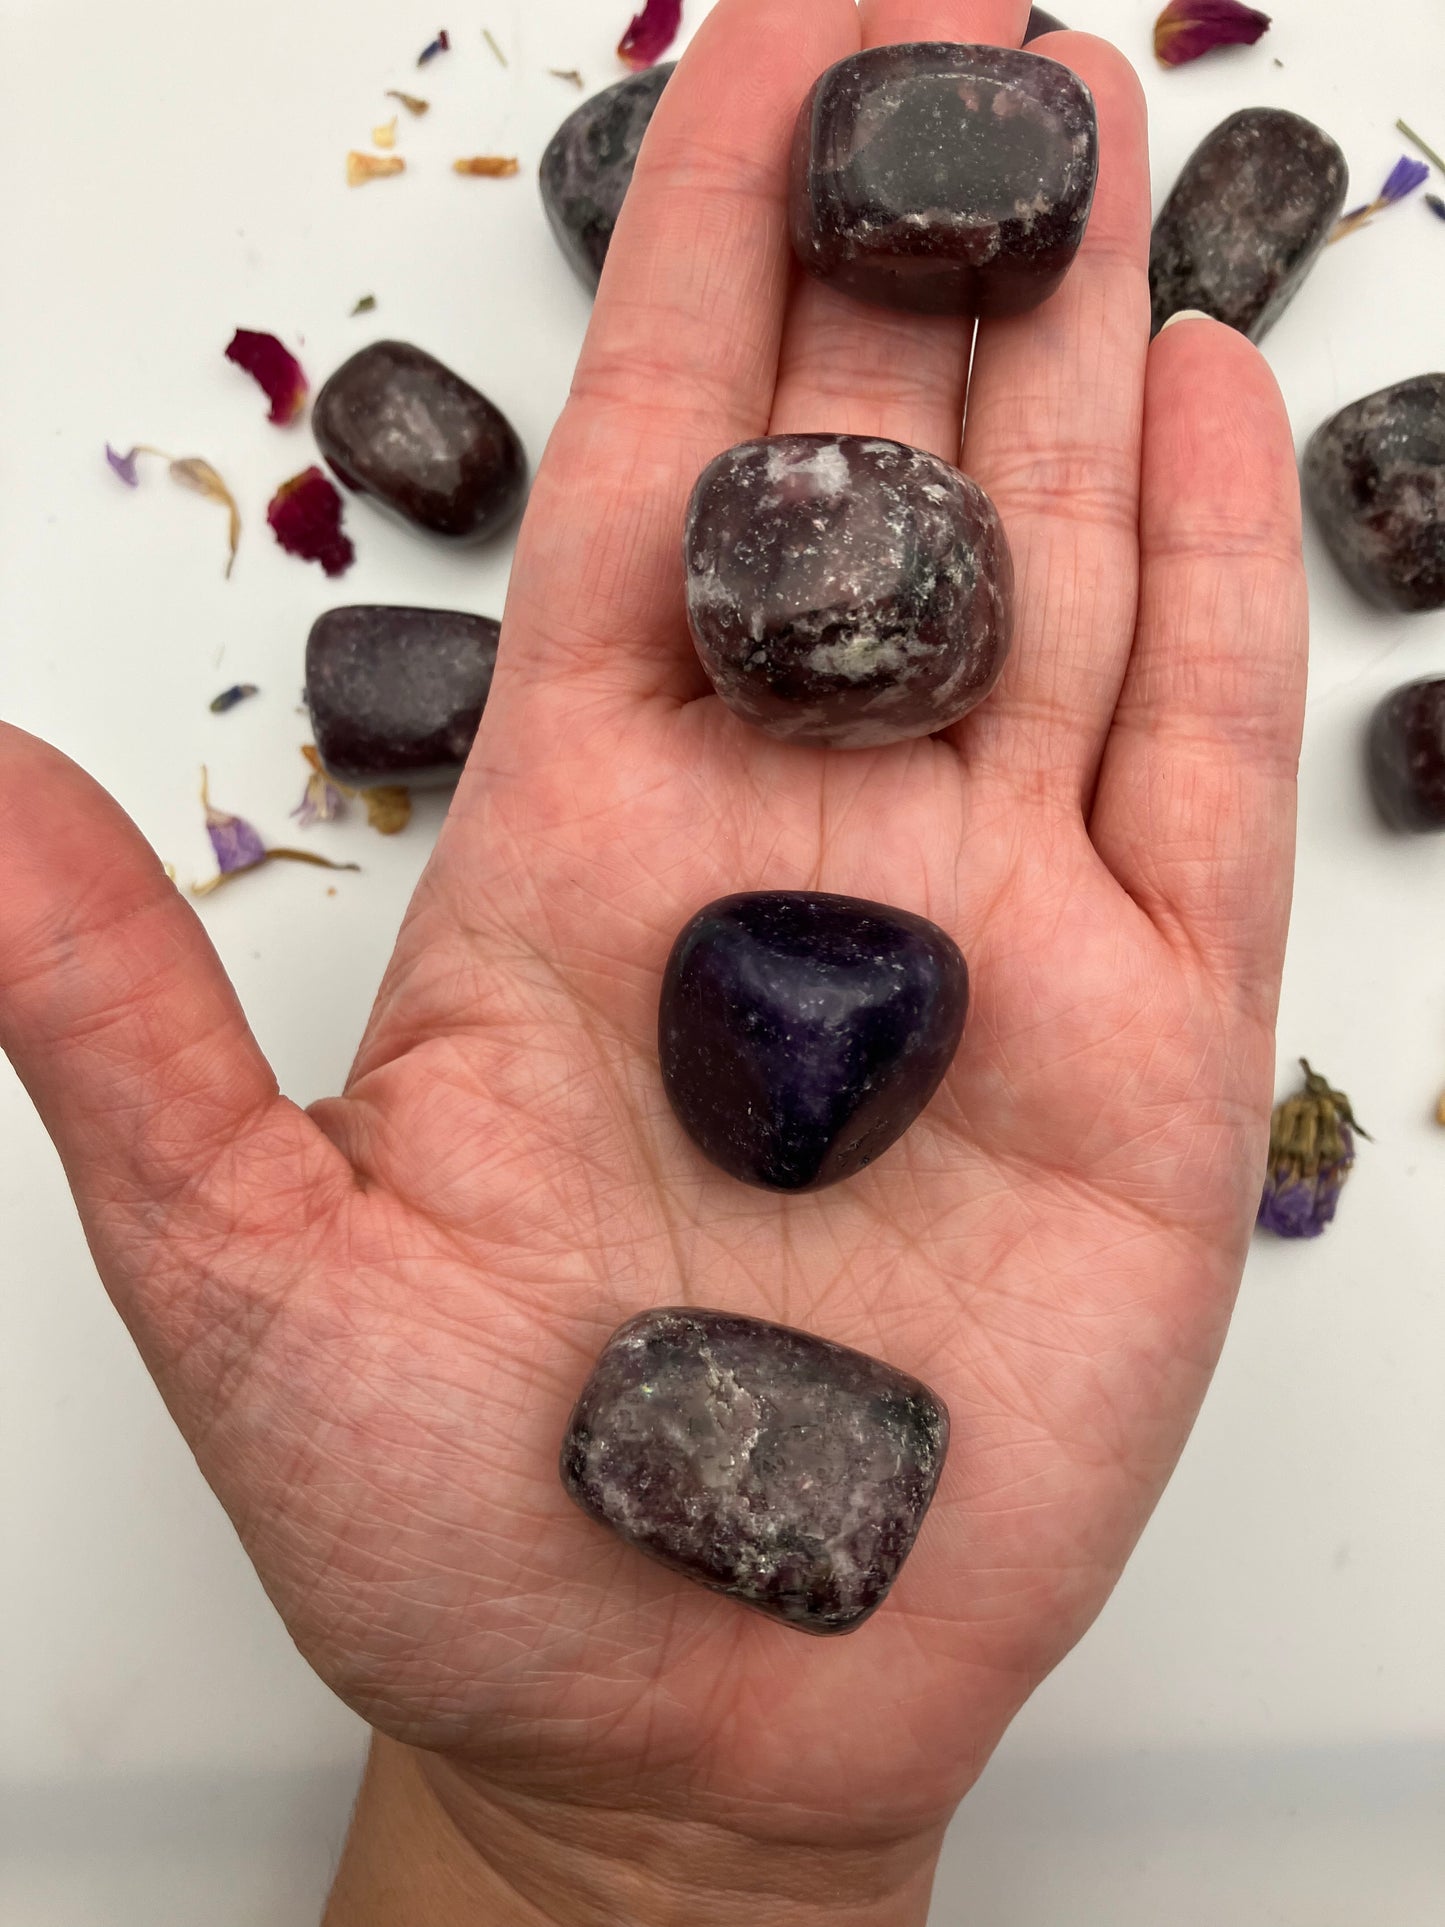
482, 27, 508, 65
1396, 119, 1445, 176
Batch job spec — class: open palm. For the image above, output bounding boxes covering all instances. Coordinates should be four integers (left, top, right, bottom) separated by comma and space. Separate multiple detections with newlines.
0, 0, 1305, 1870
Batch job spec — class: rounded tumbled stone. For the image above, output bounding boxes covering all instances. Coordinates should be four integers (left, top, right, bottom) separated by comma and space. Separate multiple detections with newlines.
560, 1306, 950, 1635
1303, 374, 1445, 613
658, 891, 968, 1192
1149, 108, 1348, 341
1024, 6, 1066, 39
684, 434, 1013, 750
788, 42, 1098, 318
1366, 678, 1445, 832
538, 64, 674, 288
313, 341, 527, 544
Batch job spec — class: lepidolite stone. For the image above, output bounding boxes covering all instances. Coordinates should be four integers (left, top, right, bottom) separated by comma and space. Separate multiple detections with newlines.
1149, 109, 1348, 341
313, 341, 526, 544
305, 605, 500, 787
560, 1307, 949, 1634
788, 43, 1097, 318
1024, 6, 1066, 38
539, 64, 674, 287
1303, 375, 1445, 613
659, 892, 967, 1191
685, 435, 1013, 749
1366, 678, 1445, 832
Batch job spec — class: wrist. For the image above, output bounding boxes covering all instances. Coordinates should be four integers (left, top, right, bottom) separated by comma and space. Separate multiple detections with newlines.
325, 1736, 944, 1927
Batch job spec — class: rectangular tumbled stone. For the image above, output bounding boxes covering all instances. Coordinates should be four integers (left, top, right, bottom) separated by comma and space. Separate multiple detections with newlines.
559, 1306, 949, 1634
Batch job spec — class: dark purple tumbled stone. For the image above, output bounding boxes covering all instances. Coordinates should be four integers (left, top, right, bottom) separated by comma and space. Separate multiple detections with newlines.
1366, 678, 1445, 832
684, 434, 1013, 749
560, 1306, 949, 1634
538, 64, 674, 288
1303, 375, 1445, 613
788, 42, 1097, 318
658, 891, 968, 1192
1024, 6, 1066, 39
1149, 109, 1348, 342
305, 605, 500, 787
312, 341, 527, 544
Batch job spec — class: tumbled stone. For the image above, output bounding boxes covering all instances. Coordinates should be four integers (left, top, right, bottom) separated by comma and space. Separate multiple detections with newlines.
1149, 108, 1348, 341
685, 434, 1012, 749
1303, 375, 1445, 613
305, 605, 500, 787
1024, 6, 1066, 38
538, 64, 674, 288
313, 341, 527, 544
659, 891, 968, 1192
1366, 678, 1445, 832
560, 1306, 949, 1634
789, 43, 1097, 318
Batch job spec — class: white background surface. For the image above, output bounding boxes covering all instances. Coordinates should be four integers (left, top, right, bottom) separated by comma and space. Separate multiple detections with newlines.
1, 0, 1442, 1921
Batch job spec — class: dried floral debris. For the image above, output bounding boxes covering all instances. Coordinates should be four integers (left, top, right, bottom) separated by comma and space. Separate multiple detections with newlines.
372, 116, 398, 149
106, 443, 140, 486
194, 768, 358, 895
348, 151, 406, 186
1153, 0, 1270, 67
351, 294, 378, 316
482, 27, 508, 65
1396, 119, 1445, 175
210, 683, 259, 714
618, 0, 682, 70
224, 329, 308, 426
387, 89, 430, 115
453, 155, 520, 177
295, 745, 412, 836
1257, 1061, 1369, 1239
417, 29, 451, 66
549, 68, 585, 88
266, 468, 355, 576
107, 445, 241, 576
1330, 155, 1431, 243
1427, 194, 1445, 223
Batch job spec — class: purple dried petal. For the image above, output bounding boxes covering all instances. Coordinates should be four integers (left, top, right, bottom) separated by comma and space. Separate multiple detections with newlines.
1154, 0, 1271, 67
266, 467, 355, 576
1256, 1063, 1363, 1240
224, 329, 309, 426
200, 770, 267, 873
618, 0, 682, 70
1378, 155, 1430, 205
106, 443, 140, 487
293, 746, 349, 827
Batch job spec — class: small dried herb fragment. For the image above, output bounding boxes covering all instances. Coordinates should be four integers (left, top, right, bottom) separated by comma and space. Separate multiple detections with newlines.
417, 29, 451, 66
618, 0, 682, 70
1257, 1061, 1369, 1239
105, 443, 140, 486
482, 27, 508, 65
387, 90, 430, 115
1426, 194, 1445, 223
1396, 119, 1445, 175
372, 116, 398, 149
224, 329, 309, 426
453, 155, 520, 177
1153, 0, 1270, 67
347, 151, 406, 186
210, 683, 259, 714
266, 467, 355, 576
549, 68, 585, 87
1330, 155, 1431, 243
350, 294, 378, 316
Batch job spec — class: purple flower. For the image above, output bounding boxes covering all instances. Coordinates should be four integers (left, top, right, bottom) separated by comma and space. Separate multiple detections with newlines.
1256, 1061, 1367, 1241
1333, 157, 1432, 242
1257, 1130, 1354, 1239
1154, 0, 1271, 68
201, 769, 267, 874
106, 443, 140, 486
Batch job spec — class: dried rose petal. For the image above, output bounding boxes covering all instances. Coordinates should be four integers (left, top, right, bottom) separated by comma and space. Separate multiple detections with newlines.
169, 456, 241, 577
201, 768, 267, 873
267, 467, 355, 576
347, 151, 406, 186
618, 0, 682, 70
452, 155, 520, 177
386, 90, 430, 115
225, 329, 309, 426
1154, 0, 1270, 66
106, 443, 140, 486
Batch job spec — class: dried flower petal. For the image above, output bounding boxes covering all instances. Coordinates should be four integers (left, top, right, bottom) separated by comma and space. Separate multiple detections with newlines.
106, 443, 140, 487
224, 329, 309, 426
170, 456, 241, 577
347, 151, 406, 186
417, 29, 451, 66
1428, 194, 1445, 223
372, 116, 398, 149
618, 0, 682, 70
210, 683, 259, 714
1153, 0, 1270, 67
1330, 155, 1431, 243
362, 786, 412, 835
387, 90, 430, 115
549, 68, 585, 87
266, 467, 355, 576
351, 294, 378, 316
201, 768, 267, 873
482, 27, 508, 65
294, 745, 348, 826
452, 155, 520, 177
1257, 1060, 1369, 1239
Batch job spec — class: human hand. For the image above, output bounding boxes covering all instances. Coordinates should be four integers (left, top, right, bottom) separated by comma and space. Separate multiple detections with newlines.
0, 1, 1305, 1921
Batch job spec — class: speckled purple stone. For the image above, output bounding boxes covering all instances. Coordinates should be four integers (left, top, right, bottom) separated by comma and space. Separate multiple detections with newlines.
1149, 109, 1348, 342
305, 605, 500, 787
538, 64, 674, 288
658, 891, 968, 1192
1024, 6, 1066, 38
313, 341, 527, 544
1303, 376, 1445, 613
1366, 678, 1445, 832
560, 1306, 950, 1634
684, 435, 1013, 749
789, 42, 1097, 318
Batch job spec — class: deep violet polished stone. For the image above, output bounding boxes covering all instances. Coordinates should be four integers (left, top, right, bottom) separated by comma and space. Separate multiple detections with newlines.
788, 43, 1098, 318
658, 892, 968, 1192
685, 435, 1013, 749
1024, 7, 1066, 38
560, 1307, 950, 1634
305, 605, 500, 787
312, 341, 527, 544
1148, 109, 1348, 341
538, 64, 674, 287
1303, 375, 1445, 613
1366, 679, 1445, 832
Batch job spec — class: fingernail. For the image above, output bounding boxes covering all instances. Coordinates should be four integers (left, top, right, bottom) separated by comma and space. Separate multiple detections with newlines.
1160, 308, 1214, 330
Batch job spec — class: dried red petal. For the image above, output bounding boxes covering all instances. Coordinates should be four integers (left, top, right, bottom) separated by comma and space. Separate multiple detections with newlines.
1154, 0, 1270, 66
618, 0, 682, 70
267, 467, 355, 576
225, 329, 309, 426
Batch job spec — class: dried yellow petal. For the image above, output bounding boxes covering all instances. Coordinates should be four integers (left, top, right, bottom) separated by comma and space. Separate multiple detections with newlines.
168, 456, 241, 577
347, 151, 406, 187
372, 116, 398, 150
452, 155, 520, 178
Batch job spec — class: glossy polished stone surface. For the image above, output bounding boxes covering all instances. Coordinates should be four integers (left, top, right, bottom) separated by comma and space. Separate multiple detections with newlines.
1303, 375, 1445, 613
1024, 6, 1066, 38
685, 435, 1013, 749
313, 341, 527, 543
789, 42, 1097, 317
539, 64, 674, 287
1367, 678, 1445, 832
305, 605, 500, 787
560, 1306, 949, 1634
659, 891, 968, 1191
1149, 108, 1348, 341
